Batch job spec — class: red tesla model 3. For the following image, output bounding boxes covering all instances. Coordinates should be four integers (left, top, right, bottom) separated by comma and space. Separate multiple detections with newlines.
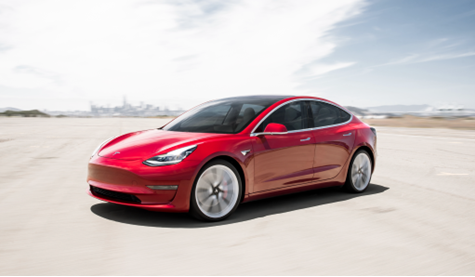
88, 95, 377, 221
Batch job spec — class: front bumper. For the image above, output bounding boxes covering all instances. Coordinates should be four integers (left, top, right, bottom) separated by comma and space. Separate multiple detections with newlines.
87, 155, 201, 212
88, 189, 178, 211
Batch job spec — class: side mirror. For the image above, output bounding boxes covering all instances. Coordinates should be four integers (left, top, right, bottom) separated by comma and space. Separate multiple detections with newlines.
254, 123, 288, 136
264, 123, 288, 133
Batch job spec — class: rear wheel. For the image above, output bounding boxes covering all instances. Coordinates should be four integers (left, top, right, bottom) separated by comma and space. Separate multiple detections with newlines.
344, 150, 372, 193
190, 159, 242, 221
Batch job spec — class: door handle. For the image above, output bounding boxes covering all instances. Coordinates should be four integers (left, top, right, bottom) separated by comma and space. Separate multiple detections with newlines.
300, 137, 311, 142
343, 132, 352, 136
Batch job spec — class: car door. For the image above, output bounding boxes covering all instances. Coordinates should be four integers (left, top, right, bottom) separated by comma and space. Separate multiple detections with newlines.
308, 101, 355, 181
251, 101, 316, 193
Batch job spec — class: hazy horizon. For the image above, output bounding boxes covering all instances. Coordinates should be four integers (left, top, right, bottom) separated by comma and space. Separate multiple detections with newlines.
1, 0, 474, 111
0, 100, 470, 113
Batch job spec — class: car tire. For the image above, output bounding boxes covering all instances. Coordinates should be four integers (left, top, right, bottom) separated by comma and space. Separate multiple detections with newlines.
344, 149, 372, 193
190, 159, 242, 221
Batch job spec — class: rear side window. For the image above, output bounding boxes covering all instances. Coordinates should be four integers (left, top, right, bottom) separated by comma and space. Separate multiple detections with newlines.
256, 101, 312, 132
309, 101, 351, 128
339, 109, 351, 123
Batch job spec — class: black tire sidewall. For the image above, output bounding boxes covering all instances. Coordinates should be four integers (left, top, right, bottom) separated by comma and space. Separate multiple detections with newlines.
189, 159, 242, 221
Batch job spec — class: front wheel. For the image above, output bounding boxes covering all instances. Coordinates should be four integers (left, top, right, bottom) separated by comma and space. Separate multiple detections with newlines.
190, 160, 242, 221
344, 150, 372, 193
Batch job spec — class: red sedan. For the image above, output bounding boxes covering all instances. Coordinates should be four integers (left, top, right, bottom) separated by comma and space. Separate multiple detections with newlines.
88, 95, 376, 221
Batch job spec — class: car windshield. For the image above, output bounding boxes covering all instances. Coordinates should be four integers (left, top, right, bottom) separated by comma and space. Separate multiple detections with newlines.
162, 96, 290, 134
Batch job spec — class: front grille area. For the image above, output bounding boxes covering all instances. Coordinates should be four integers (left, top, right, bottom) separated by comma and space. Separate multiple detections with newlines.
91, 186, 141, 204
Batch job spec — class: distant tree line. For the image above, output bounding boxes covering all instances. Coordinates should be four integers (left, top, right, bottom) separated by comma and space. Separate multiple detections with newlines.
0, 110, 50, 117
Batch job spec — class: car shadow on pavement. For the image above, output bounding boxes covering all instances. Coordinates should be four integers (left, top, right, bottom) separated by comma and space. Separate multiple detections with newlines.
90, 183, 389, 228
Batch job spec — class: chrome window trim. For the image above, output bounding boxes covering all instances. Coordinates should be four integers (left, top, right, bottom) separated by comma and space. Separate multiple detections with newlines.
250, 98, 353, 137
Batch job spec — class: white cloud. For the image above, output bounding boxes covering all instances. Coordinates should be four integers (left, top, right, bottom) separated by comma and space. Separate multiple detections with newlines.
0, 0, 364, 109
384, 51, 475, 66
419, 52, 475, 63
383, 54, 419, 65
428, 38, 448, 48
307, 62, 355, 77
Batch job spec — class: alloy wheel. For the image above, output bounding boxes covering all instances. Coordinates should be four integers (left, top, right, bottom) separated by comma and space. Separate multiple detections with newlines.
195, 164, 240, 219
351, 152, 372, 191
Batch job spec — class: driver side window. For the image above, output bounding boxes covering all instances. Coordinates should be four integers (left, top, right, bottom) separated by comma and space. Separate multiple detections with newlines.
256, 101, 310, 132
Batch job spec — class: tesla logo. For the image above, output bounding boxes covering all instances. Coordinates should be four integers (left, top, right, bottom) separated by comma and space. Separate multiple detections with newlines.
113, 152, 120, 155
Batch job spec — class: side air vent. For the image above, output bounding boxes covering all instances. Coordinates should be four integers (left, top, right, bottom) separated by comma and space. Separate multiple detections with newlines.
91, 186, 141, 204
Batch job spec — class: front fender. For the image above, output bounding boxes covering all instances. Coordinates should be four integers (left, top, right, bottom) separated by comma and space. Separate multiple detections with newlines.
186, 136, 254, 197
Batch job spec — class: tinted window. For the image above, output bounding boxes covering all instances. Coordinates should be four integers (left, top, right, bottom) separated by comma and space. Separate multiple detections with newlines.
339, 109, 351, 122
256, 101, 312, 132
234, 104, 265, 131
163, 98, 276, 134
309, 101, 350, 127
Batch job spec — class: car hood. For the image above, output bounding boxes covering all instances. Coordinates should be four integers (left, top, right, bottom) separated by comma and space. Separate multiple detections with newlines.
98, 129, 225, 161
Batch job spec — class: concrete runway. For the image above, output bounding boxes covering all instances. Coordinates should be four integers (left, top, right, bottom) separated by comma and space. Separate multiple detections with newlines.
0, 117, 474, 275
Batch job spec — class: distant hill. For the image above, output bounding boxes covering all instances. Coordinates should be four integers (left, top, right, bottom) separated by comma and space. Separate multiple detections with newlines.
0, 109, 50, 117
366, 104, 431, 113
0, 107, 22, 112
345, 106, 368, 116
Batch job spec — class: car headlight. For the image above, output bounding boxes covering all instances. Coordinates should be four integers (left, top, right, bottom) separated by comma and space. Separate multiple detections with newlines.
143, 145, 197, 166
91, 136, 115, 158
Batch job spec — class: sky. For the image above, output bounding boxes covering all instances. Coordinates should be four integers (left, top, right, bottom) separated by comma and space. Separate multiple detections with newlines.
0, 0, 474, 111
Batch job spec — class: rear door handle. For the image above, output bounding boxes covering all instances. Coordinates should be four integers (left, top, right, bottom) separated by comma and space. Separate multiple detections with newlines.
343, 132, 352, 137
300, 137, 311, 142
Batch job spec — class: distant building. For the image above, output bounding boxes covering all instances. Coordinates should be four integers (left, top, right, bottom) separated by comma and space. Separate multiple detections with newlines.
350, 103, 474, 118
89, 96, 184, 117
